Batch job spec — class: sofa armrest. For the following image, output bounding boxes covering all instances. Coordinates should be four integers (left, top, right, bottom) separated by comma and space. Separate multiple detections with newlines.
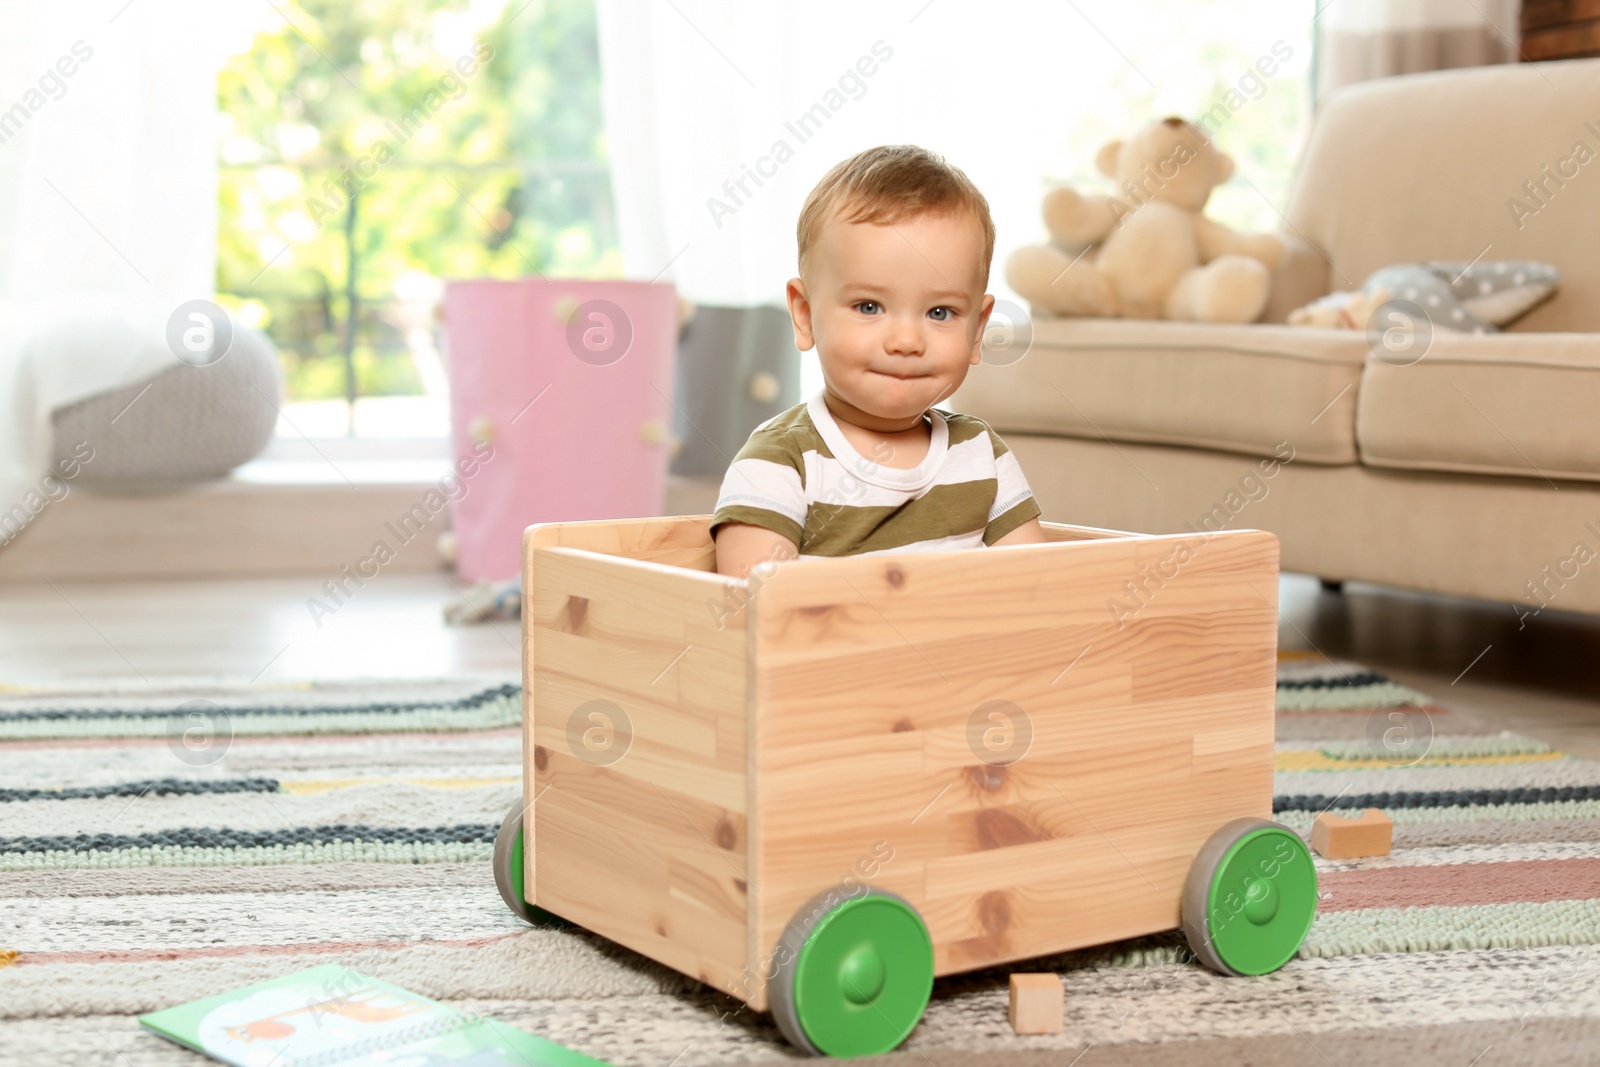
1261, 235, 1332, 325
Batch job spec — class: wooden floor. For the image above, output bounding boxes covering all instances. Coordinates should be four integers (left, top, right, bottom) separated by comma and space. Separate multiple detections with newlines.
0, 570, 1596, 758
1278, 575, 1600, 759
0, 573, 523, 686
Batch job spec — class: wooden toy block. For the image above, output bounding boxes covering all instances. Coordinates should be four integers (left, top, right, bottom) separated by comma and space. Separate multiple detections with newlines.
1311, 808, 1393, 858
1009, 973, 1064, 1034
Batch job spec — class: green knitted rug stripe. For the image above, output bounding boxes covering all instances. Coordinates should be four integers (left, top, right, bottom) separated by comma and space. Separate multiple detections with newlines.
0, 680, 520, 740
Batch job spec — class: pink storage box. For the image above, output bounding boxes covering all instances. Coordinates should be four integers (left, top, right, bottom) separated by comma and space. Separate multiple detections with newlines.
443, 278, 679, 581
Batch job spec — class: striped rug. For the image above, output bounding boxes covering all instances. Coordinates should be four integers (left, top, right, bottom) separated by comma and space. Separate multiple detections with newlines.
3, 661, 1598, 1066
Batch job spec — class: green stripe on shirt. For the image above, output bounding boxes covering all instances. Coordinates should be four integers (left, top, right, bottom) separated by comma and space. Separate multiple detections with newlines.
711, 396, 1039, 556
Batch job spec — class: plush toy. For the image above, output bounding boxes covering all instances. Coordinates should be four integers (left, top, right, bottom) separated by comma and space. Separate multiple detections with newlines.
1286, 287, 1393, 330
1006, 116, 1285, 324
1289, 261, 1562, 333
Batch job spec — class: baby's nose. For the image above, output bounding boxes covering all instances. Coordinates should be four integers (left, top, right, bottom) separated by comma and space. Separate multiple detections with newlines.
885, 322, 925, 353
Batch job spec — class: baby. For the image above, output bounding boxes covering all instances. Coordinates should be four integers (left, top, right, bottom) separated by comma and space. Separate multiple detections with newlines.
712, 144, 1047, 578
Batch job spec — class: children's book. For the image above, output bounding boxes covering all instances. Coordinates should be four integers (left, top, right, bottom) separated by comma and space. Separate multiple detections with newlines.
138, 964, 608, 1067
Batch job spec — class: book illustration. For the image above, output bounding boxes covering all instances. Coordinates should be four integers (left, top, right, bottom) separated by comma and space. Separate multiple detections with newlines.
218, 986, 430, 1043
140, 964, 608, 1067
196, 982, 459, 1066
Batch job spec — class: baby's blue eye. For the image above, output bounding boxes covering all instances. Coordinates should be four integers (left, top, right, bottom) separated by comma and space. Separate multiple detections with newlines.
855, 301, 880, 315
929, 307, 954, 321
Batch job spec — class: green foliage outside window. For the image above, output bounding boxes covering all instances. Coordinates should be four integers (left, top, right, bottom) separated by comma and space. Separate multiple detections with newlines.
217, 0, 1309, 411
217, 0, 619, 404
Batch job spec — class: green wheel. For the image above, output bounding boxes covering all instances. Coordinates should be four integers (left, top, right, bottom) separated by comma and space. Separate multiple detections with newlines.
770, 888, 934, 1058
1182, 817, 1317, 976
491, 798, 576, 929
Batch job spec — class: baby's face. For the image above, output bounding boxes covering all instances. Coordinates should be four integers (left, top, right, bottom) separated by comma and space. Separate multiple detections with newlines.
791, 209, 993, 425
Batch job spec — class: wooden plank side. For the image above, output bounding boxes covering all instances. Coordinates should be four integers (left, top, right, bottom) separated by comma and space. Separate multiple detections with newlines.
536, 791, 747, 996
750, 528, 1278, 983
917, 758, 1269, 970
754, 732, 1261, 878
752, 736, 1199, 881
529, 630, 736, 746
529, 689, 744, 811
749, 531, 1278, 657
519, 524, 563, 910
541, 515, 1126, 560
535, 748, 748, 878
528, 547, 745, 643
751, 608, 1274, 756
551, 514, 719, 571
522, 521, 754, 1005
1040, 520, 1141, 541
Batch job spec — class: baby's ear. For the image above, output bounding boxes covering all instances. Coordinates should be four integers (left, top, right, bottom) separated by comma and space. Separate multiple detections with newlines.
786, 276, 815, 351
971, 294, 996, 363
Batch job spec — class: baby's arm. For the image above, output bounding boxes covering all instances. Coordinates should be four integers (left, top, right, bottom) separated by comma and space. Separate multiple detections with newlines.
991, 517, 1048, 546
981, 422, 1045, 547
715, 522, 799, 578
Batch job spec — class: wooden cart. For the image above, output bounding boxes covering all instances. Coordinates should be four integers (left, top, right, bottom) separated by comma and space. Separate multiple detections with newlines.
493, 516, 1317, 1057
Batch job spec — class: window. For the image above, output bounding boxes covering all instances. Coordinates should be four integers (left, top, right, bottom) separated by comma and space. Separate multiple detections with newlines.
217, 0, 617, 441
1019, 1, 1314, 236
831, 1, 1318, 402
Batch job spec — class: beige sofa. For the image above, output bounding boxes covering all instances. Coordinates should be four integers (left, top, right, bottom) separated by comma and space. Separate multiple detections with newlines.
954, 58, 1600, 619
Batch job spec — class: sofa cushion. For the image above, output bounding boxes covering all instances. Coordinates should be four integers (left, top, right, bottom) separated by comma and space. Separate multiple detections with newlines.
1285, 58, 1600, 333
1357, 333, 1600, 483
950, 318, 1368, 464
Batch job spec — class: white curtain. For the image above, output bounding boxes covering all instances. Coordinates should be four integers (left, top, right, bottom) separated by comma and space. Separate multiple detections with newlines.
596, 0, 896, 310
0, 0, 230, 521
595, 0, 1317, 397
1316, 0, 1521, 103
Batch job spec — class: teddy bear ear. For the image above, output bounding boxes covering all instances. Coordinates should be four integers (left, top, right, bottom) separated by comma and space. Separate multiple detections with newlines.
1094, 140, 1122, 178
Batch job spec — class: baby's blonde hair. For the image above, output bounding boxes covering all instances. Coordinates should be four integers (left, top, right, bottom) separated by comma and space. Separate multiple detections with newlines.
797, 145, 995, 290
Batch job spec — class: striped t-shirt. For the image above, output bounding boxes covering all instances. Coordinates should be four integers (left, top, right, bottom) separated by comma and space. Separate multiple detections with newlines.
710, 392, 1041, 557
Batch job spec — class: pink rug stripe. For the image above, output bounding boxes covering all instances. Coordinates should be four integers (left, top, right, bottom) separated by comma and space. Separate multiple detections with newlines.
1318, 857, 1600, 913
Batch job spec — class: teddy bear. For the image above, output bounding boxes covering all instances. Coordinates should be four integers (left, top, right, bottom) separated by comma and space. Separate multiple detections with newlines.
1006, 117, 1285, 324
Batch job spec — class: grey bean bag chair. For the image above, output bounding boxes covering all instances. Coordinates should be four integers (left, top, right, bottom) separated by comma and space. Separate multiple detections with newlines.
49, 326, 283, 487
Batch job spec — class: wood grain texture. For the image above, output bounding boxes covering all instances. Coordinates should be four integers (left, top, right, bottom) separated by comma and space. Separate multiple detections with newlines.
1521, 0, 1600, 59
1009, 973, 1064, 1034
1311, 808, 1394, 859
1523, 0, 1600, 28
749, 526, 1279, 985
521, 519, 753, 1002
519, 517, 1278, 1013
533, 514, 719, 571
